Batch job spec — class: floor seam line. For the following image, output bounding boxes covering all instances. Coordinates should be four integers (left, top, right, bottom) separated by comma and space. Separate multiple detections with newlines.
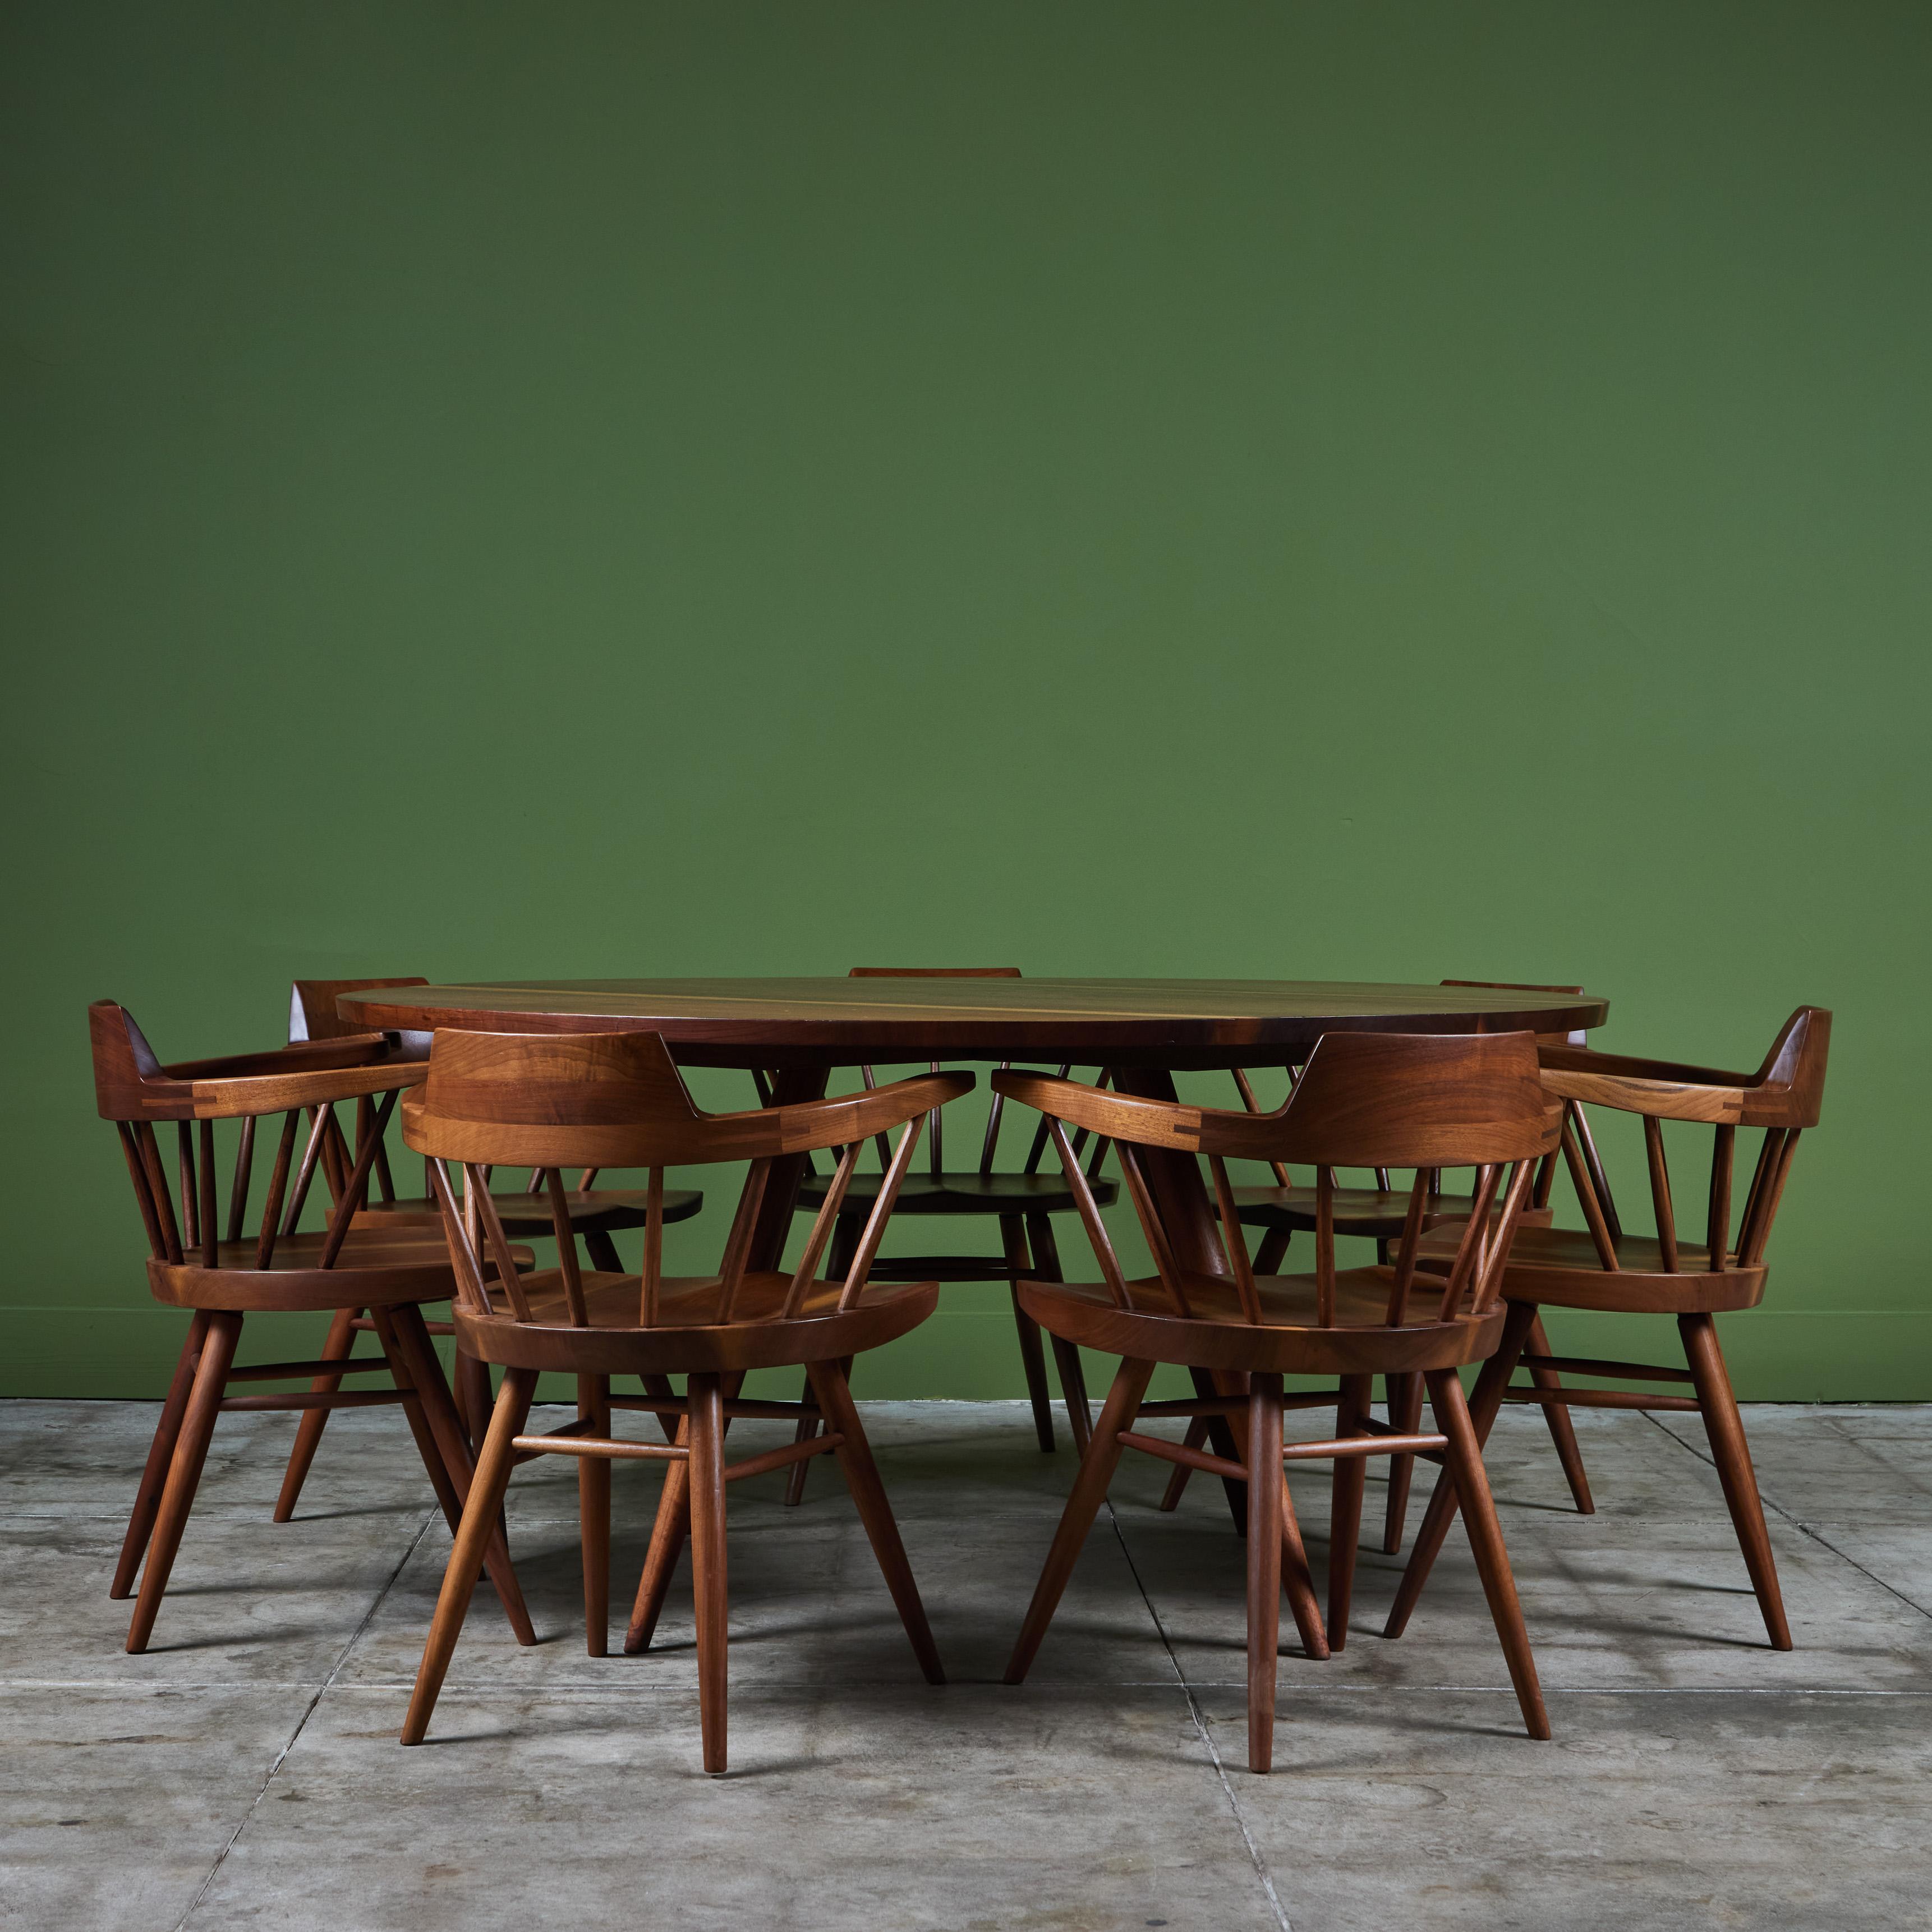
1106, 1498, 1295, 1932
1640, 1414, 1932, 1623
170, 1508, 436, 1932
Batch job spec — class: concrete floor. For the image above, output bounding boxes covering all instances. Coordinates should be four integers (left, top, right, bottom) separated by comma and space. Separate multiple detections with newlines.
1, 1396, 1928, 1931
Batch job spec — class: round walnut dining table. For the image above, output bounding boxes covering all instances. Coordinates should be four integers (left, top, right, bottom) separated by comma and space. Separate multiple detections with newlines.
339, 977, 1608, 1524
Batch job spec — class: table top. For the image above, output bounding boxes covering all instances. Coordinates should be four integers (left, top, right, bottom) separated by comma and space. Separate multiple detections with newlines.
338, 977, 1609, 1069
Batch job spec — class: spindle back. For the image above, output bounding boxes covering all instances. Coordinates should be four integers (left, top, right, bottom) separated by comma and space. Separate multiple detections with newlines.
89, 1000, 424, 1274
995, 1032, 1558, 1329
1535, 1007, 1830, 1275
402, 1028, 970, 1327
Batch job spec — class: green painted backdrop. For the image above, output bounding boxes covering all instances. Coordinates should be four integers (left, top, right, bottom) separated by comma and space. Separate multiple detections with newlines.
4, 2, 1927, 1402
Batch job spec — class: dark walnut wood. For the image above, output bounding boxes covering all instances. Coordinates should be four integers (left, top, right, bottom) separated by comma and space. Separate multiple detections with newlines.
993, 1030, 1561, 1774
1385, 1007, 1830, 1658
781, 968, 1119, 1498
397, 1026, 957, 1774
336, 977, 1609, 1069
88, 1001, 537, 1657
273, 979, 707, 1521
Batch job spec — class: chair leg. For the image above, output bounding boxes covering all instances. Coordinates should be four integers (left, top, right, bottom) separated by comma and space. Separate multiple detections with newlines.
1326, 1374, 1373, 1651
1050, 1337, 1094, 1457
274, 1306, 357, 1522
1280, 1474, 1330, 1662
454, 1351, 495, 1458
1525, 1314, 1595, 1514
401, 1367, 537, 1745
783, 1221, 859, 1507
641, 1373, 682, 1445
381, 1303, 536, 1647
1381, 1372, 1427, 1554
1002, 1216, 1057, 1453
688, 1372, 730, 1774
1253, 1227, 1290, 1274
1384, 1300, 1538, 1640
579, 1373, 611, 1657
1247, 1373, 1285, 1773
583, 1228, 625, 1274
625, 1372, 746, 1652
1157, 1417, 1209, 1511
1680, 1313, 1791, 1650
807, 1358, 945, 1681
113, 1311, 209, 1600
1425, 1367, 1550, 1739
367, 1305, 464, 1531
1005, 1357, 1159, 1684
782, 1371, 820, 1508
126, 1310, 241, 1653
624, 1407, 692, 1653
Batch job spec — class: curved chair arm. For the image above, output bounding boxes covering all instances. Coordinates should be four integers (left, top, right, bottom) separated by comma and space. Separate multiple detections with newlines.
711, 1070, 975, 1160
1538, 1057, 1747, 1125
992, 1069, 1217, 1152
1538, 1007, 1827, 1130
90, 1001, 426, 1123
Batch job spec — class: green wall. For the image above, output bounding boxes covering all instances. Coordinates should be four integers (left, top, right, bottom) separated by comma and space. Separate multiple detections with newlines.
4, 2, 1928, 1402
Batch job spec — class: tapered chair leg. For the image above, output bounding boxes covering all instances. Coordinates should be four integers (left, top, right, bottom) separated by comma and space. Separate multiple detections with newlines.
1384, 1301, 1538, 1639
1006, 1357, 1158, 1684
624, 1412, 692, 1653
401, 1368, 537, 1745
454, 1350, 495, 1457
126, 1310, 242, 1653
1381, 1372, 1427, 1554
1003, 1217, 1057, 1453
583, 1229, 624, 1274
687, 1373, 730, 1774
1253, 1227, 1290, 1275
1425, 1368, 1550, 1739
1027, 1213, 1093, 1453
807, 1359, 944, 1683
640, 1373, 682, 1445
382, 1304, 536, 1646
1680, 1313, 1791, 1650
1280, 1479, 1330, 1662
113, 1311, 209, 1600
367, 1307, 465, 1530
274, 1306, 358, 1522
1158, 1418, 1211, 1511
783, 1222, 858, 1508
579, 1373, 611, 1656
1326, 1374, 1373, 1650
1525, 1314, 1595, 1514
1247, 1374, 1285, 1772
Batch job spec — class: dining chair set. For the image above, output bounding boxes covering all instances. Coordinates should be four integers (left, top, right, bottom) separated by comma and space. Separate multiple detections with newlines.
89, 973, 1829, 1774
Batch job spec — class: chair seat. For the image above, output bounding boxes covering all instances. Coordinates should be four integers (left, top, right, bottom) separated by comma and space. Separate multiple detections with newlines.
1413, 1224, 1769, 1314
1231, 1183, 1552, 1240
355, 1186, 705, 1235
1015, 1269, 1505, 1377
794, 1170, 1119, 1217
146, 1228, 535, 1314
457, 1270, 940, 1374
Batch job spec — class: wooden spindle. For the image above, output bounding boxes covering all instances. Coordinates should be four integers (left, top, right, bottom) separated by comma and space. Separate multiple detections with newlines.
116, 1121, 168, 1259
1644, 1116, 1678, 1272
837, 1123, 924, 1312
782, 1144, 858, 1318
254, 1110, 300, 1269
715, 1158, 774, 1322
642, 1167, 665, 1326
137, 1122, 182, 1264
226, 1114, 255, 1244
544, 1169, 589, 1325
197, 1117, 218, 1268
280, 1105, 334, 1238
177, 1123, 199, 1253
1314, 1165, 1336, 1327
1208, 1156, 1262, 1323
1706, 1124, 1735, 1271
1114, 1140, 1191, 1317
1049, 1120, 1131, 1310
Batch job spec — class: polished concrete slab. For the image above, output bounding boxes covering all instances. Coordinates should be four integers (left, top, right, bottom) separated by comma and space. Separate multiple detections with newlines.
2, 1397, 1928, 1930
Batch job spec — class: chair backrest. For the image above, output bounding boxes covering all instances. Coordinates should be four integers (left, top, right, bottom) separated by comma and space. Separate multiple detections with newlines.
996, 1032, 1558, 1330
1229, 979, 1590, 1200
89, 1000, 422, 1274
1535, 1007, 1830, 1275
402, 1028, 970, 1328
